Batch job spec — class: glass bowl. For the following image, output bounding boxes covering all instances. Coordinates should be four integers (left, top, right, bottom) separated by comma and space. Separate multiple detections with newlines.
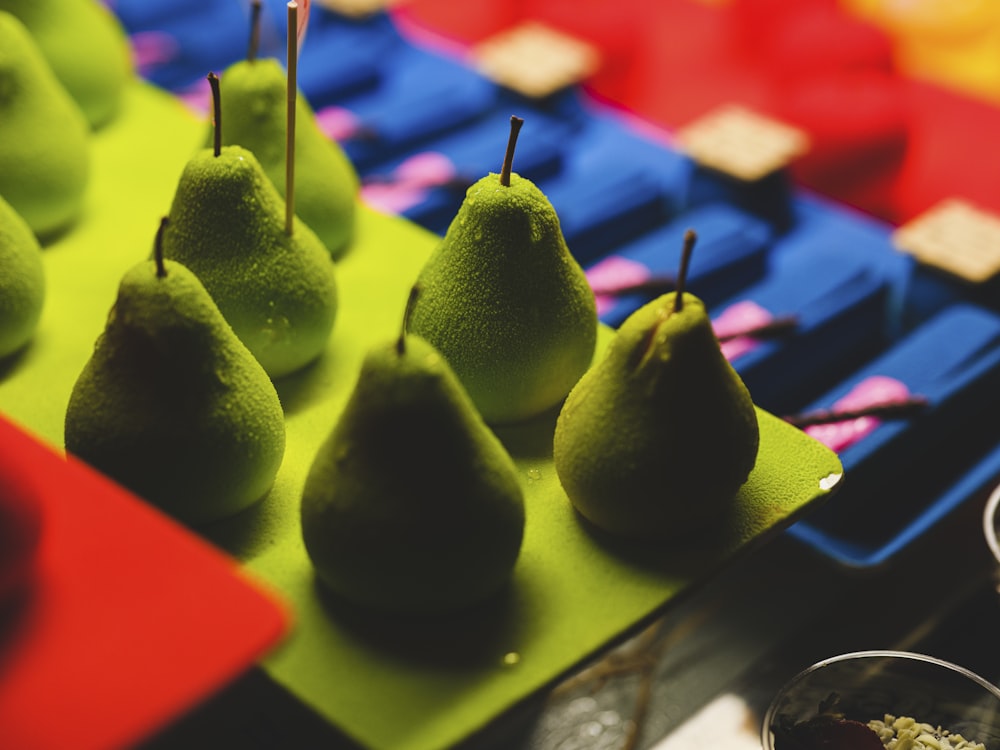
982, 481, 1000, 570
761, 650, 1000, 749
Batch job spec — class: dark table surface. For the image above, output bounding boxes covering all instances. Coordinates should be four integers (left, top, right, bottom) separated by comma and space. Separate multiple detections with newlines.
140, 474, 1000, 750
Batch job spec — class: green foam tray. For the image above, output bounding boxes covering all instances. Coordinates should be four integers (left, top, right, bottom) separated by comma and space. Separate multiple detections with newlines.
0, 82, 843, 750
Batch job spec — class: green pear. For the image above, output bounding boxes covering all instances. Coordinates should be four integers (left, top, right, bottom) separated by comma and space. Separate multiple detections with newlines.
64, 222, 286, 525
0, 194, 45, 359
0, 0, 131, 129
161, 145, 338, 378
553, 231, 759, 540
301, 297, 525, 615
215, 58, 359, 260
408, 117, 597, 425
0, 11, 89, 239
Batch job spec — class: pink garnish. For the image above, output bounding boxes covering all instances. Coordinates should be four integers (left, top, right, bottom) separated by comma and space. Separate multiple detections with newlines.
713, 299, 774, 361
586, 256, 651, 316
804, 376, 916, 452
316, 106, 362, 142
175, 77, 213, 116
394, 152, 457, 184
129, 31, 179, 75
360, 152, 458, 214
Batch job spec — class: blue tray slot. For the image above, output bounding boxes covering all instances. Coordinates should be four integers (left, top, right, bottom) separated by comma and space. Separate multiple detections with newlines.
287, 6, 402, 105
538, 115, 689, 264
773, 194, 912, 333
822, 304, 1000, 479
789, 439, 1000, 568
553, 167, 674, 265
768, 193, 901, 272
362, 110, 573, 235
495, 87, 596, 132
893, 261, 1000, 334
332, 46, 499, 172
115, 0, 402, 102
712, 248, 893, 414
115, 0, 254, 91
775, 193, 976, 340
788, 304, 1000, 558
685, 164, 798, 232
588, 203, 773, 327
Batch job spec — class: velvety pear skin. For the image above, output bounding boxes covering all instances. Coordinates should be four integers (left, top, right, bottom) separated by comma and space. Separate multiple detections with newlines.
0, 194, 45, 359
0, 0, 131, 129
301, 335, 525, 616
553, 292, 760, 540
216, 59, 359, 259
161, 146, 338, 378
408, 172, 597, 425
64, 259, 286, 525
0, 11, 89, 239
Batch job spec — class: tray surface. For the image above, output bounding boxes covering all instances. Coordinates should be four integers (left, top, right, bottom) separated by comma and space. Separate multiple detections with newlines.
0, 81, 842, 750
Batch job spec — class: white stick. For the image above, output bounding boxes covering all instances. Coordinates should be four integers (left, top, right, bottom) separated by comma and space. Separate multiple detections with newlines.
285, 1, 298, 236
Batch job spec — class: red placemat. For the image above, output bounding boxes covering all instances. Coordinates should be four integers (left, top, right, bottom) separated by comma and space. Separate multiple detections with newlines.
0, 414, 290, 750
395, 0, 1000, 225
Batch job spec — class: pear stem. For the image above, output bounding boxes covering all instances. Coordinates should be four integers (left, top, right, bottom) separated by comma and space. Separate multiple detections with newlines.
247, 0, 263, 63
285, 1, 298, 237
398, 285, 420, 356
154, 217, 169, 279
500, 115, 524, 187
208, 72, 222, 157
673, 229, 697, 314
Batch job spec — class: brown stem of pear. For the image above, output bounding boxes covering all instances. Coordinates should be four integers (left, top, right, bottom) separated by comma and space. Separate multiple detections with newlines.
208, 72, 222, 157
154, 217, 169, 279
247, 0, 263, 62
285, 1, 298, 237
397, 285, 421, 356
673, 229, 697, 314
500, 115, 524, 187
783, 395, 930, 429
